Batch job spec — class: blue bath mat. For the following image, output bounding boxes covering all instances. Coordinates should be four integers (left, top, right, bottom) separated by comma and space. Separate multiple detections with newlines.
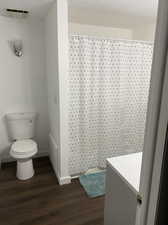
79, 171, 106, 198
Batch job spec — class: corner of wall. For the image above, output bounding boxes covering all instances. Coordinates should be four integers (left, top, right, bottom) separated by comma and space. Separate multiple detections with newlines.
49, 133, 71, 185
45, 0, 70, 184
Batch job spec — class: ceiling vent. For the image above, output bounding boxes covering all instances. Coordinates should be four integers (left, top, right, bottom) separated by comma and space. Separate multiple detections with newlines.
0, 8, 29, 19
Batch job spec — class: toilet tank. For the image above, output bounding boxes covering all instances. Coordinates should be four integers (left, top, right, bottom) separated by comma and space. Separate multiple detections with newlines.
6, 112, 37, 141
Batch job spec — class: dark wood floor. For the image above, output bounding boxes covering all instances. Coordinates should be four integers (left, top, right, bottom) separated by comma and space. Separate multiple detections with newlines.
0, 157, 104, 225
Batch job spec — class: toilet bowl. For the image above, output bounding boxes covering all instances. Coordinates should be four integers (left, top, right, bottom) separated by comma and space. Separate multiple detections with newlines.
6, 112, 38, 180
10, 139, 38, 180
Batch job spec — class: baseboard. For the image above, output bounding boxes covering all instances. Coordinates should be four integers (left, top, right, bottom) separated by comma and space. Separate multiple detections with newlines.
71, 175, 80, 179
36, 151, 49, 158
57, 175, 71, 185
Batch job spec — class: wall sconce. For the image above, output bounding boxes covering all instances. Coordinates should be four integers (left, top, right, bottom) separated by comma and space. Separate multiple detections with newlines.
10, 39, 23, 57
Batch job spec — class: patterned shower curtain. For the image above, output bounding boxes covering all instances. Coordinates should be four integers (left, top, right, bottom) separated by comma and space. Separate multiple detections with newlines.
69, 35, 153, 175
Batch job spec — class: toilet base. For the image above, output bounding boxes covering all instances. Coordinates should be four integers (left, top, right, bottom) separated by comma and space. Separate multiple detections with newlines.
17, 158, 34, 180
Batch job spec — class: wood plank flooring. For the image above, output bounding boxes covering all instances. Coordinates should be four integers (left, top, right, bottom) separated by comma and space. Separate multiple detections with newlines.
0, 157, 104, 225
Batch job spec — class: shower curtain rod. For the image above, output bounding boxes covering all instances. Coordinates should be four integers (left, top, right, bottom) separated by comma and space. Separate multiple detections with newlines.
70, 34, 153, 45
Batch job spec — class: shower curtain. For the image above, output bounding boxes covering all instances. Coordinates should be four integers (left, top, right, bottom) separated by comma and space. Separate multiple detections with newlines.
69, 35, 153, 175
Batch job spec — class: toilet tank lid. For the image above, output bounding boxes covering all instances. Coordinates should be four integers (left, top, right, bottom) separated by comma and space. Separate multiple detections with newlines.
6, 112, 36, 121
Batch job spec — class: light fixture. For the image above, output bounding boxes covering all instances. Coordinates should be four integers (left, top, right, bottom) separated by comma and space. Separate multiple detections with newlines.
10, 39, 23, 57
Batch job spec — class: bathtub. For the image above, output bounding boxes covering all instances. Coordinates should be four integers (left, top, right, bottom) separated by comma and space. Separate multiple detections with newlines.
104, 152, 142, 225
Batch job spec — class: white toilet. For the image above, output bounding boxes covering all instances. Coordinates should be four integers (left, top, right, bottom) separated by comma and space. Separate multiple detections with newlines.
6, 112, 38, 180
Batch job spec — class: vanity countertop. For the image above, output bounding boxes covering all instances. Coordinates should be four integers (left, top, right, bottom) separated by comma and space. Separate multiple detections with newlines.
107, 152, 142, 193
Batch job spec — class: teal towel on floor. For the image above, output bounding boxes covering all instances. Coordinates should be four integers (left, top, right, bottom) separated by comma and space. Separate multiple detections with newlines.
79, 171, 106, 198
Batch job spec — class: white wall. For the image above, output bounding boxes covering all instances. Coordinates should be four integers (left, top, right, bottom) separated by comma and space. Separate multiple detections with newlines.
57, 0, 70, 184
133, 24, 156, 42
69, 7, 156, 42
45, 0, 70, 184
45, 3, 60, 177
0, 16, 49, 161
69, 23, 133, 39
69, 7, 155, 28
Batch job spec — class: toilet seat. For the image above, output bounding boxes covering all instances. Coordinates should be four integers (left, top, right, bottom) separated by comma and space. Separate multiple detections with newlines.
10, 139, 38, 159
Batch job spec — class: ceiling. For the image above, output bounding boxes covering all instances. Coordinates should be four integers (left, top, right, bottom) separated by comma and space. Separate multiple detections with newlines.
0, 0, 158, 20
0, 0, 55, 19
68, 0, 158, 19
